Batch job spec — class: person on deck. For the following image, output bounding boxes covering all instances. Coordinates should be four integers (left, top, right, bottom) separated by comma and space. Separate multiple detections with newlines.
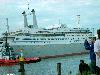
94, 29, 100, 75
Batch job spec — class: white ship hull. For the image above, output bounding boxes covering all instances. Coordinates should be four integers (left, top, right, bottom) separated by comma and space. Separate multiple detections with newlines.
11, 43, 88, 58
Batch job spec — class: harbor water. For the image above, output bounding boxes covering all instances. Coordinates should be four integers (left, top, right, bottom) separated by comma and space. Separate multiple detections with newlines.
0, 54, 90, 75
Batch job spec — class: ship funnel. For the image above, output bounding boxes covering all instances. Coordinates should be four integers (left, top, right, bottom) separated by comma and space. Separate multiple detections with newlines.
22, 11, 28, 28
31, 9, 38, 29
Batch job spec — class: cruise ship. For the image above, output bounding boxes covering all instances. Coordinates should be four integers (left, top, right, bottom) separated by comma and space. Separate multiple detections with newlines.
1, 9, 92, 58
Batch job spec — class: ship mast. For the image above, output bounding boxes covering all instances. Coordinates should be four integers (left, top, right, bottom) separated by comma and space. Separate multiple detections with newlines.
5, 18, 9, 51
5, 31, 11, 60
5, 18, 11, 59
92, 28, 94, 36
6, 18, 9, 33
77, 15, 80, 28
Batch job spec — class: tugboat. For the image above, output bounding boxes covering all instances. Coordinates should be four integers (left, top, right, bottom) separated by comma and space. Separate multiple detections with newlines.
0, 32, 41, 66
0, 31, 15, 60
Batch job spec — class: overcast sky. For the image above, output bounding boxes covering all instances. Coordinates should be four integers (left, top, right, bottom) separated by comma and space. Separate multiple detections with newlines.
0, 0, 100, 34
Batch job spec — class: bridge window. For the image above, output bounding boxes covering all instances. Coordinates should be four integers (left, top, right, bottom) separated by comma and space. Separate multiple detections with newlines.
23, 38, 32, 40
16, 38, 19, 40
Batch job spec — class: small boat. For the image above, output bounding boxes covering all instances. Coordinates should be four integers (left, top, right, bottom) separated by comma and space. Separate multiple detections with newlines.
0, 43, 41, 66
0, 57, 41, 66
0, 32, 41, 66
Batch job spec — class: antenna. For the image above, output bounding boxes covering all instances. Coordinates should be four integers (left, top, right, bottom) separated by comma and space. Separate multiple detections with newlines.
77, 15, 80, 28
25, 0, 31, 10
6, 18, 9, 33
92, 28, 94, 36
23, 0, 32, 15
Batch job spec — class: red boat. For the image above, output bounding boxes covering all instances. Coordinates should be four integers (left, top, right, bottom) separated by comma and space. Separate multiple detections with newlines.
0, 57, 41, 66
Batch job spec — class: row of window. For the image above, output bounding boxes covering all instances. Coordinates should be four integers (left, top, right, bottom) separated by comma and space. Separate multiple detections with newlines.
14, 40, 81, 43
15, 38, 86, 41
14, 40, 81, 44
66, 35, 88, 36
